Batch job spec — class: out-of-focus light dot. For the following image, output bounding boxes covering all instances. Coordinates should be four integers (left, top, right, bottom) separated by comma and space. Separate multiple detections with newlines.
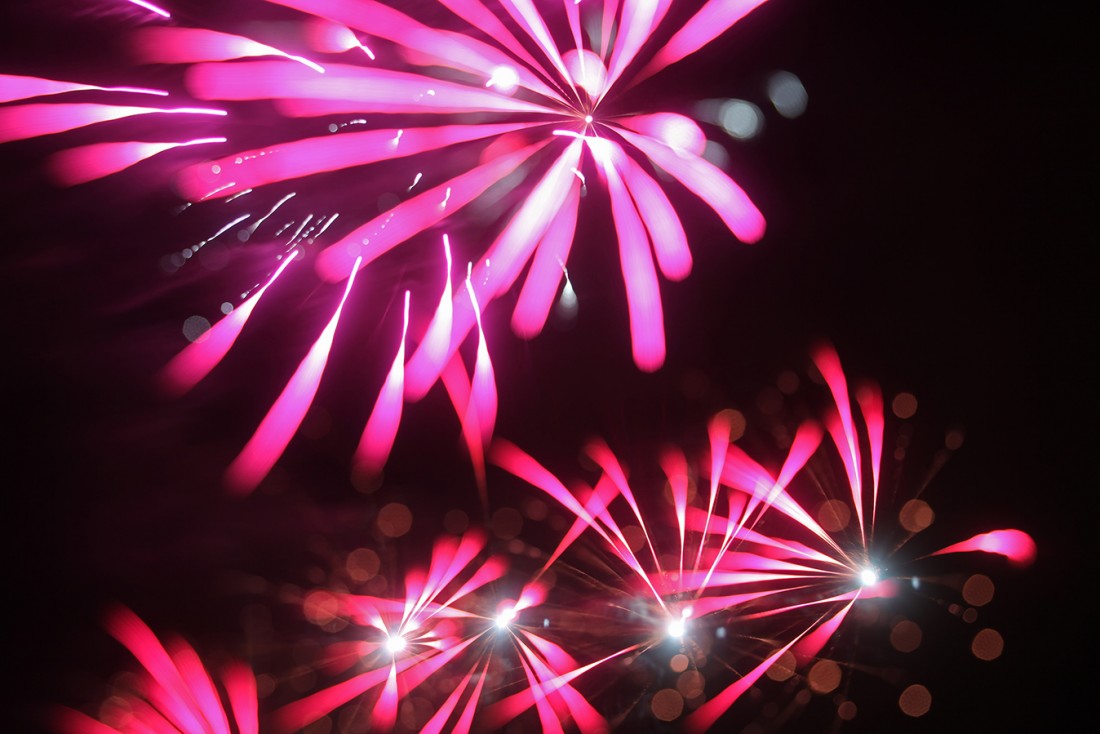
962, 607, 978, 623
377, 502, 412, 538
716, 626, 727, 639
765, 650, 797, 681
651, 689, 684, 721
377, 192, 399, 212
211, 164, 221, 174
794, 689, 812, 705
670, 653, 689, 673
911, 576, 921, 589
817, 499, 851, 532
181, 248, 193, 259
328, 123, 338, 132
443, 508, 468, 535
490, 507, 523, 540
899, 499, 934, 533
542, 618, 549, 628
220, 301, 234, 315
859, 567, 878, 586
890, 620, 922, 652
945, 428, 966, 450
972, 628, 1004, 660
777, 370, 800, 395
714, 408, 746, 442
346, 547, 380, 582
702, 140, 729, 168
183, 315, 211, 342
766, 71, 808, 118
524, 498, 548, 520
962, 574, 995, 606
808, 660, 841, 694
838, 700, 857, 720
256, 673, 276, 697
304, 590, 339, 625
677, 670, 705, 698
898, 684, 932, 717
399, 697, 432, 730
621, 524, 646, 553
720, 99, 763, 139
892, 392, 918, 419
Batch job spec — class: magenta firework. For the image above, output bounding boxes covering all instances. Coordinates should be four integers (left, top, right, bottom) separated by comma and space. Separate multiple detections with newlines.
492, 344, 1036, 730
1, 0, 772, 491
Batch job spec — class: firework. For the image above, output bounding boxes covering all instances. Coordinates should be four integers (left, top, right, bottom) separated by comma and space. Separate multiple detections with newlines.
3, 0, 776, 491
51, 605, 257, 734
490, 345, 1037, 730
278, 527, 611, 733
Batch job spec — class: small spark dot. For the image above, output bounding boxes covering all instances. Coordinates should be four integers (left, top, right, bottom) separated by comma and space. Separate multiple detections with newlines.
495, 607, 516, 630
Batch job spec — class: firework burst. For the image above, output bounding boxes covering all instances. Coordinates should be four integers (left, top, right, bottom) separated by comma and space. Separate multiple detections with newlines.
490, 344, 1037, 731
1, 0, 774, 491
277, 526, 622, 733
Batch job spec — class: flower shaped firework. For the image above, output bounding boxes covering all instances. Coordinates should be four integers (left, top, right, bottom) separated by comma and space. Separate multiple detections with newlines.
1, 0, 772, 492
490, 344, 1037, 730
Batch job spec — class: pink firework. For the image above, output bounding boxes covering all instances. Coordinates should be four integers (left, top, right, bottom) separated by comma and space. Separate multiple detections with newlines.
2, 0, 774, 492
278, 527, 613, 733
51, 605, 258, 734
491, 345, 1037, 730
154, 0, 769, 376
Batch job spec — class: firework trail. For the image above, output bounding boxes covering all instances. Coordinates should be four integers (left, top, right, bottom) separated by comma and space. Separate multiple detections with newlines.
51, 605, 258, 734
1, 0, 773, 491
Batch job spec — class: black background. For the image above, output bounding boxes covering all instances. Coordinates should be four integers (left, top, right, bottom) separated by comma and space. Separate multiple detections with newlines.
2, 1, 1081, 732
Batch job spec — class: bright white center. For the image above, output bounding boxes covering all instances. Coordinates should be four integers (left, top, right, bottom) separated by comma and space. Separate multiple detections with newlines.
384, 635, 406, 654
860, 568, 878, 587
584, 114, 593, 124
486, 65, 519, 94
667, 618, 685, 638
495, 607, 516, 629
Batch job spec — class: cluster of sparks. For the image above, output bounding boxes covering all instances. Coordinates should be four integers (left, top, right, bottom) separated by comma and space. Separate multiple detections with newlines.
53, 345, 1035, 733
1, 0, 771, 493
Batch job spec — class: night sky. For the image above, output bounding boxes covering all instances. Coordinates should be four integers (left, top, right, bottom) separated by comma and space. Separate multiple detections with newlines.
2, 2, 1078, 732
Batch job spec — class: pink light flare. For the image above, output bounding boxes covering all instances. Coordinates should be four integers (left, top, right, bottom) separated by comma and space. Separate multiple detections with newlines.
930, 528, 1037, 567
51, 605, 257, 734
146, 0, 771, 378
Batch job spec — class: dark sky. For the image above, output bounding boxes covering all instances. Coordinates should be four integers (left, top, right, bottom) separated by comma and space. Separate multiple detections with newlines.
1, 1, 1079, 732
